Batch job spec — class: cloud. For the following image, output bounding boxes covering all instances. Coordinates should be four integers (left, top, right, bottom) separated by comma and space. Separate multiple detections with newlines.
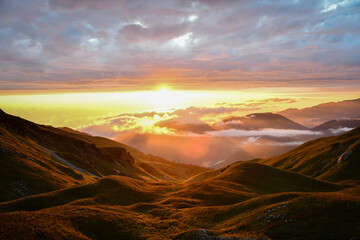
207, 129, 323, 138
329, 127, 354, 135
118, 21, 190, 43
216, 98, 297, 108
78, 105, 355, 166
0, 0, 359, 91
82, 105, 240, 137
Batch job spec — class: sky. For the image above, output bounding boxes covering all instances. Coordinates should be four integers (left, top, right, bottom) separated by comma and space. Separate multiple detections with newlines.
0, 0, 359, 93
0, 0, 359, 166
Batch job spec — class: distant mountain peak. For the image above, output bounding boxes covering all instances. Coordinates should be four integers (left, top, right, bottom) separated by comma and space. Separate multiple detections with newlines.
216, 112, 307, 130
312, 118, 360, 131
279, 98, 360, 128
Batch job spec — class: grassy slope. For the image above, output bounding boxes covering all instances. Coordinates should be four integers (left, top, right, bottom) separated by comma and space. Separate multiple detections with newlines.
0, 110, 208, 185
0, 159, 355, 239
212, 162, 340, 194
173, 191, 360, 240
183, 161, 340, 193
0, 127, 95, 202
59, 127, 208, 181
166, 162, 341, 207
0, 177, 358, 240
256, 127, 360, 182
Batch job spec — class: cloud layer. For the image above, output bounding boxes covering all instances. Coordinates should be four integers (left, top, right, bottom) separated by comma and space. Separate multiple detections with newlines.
80, 103, 356, 166
1, 0, 360, 91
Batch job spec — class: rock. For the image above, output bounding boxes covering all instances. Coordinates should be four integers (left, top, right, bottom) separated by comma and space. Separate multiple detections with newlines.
337, 149, 353, 163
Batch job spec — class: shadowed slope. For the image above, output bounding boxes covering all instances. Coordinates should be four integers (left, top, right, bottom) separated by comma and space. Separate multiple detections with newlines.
185, 162, 340, 193
0, 127, 95, 202
212, 162, 341, 194
0, 109, 136, 178
168, 162, 341, 208
0, 182, 356, 240
0, 175, 168, 213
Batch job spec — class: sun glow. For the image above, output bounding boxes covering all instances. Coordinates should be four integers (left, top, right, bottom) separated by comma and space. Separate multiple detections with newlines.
131, 87, 210, 111
148, 87, 175, 107
137, 117, 174, 135
0, 87, 354, 129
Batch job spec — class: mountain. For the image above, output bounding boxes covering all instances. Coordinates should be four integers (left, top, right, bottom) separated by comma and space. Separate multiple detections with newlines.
312, 119, 360, 131
279, 98, 360, 128
257, 127, 360, 182
0, 112, 359, 239
213, 112, 308, 130
0, 110, 207, 202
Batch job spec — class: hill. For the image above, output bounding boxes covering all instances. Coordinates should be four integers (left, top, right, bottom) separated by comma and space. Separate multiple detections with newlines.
0, 126, 95, 202
0, 160, 357, 240
257, 127, 360, 182
0, 159, 353, 240
312, 119, 360, 131
0, 110, 207, 201
213, 113, 308, 131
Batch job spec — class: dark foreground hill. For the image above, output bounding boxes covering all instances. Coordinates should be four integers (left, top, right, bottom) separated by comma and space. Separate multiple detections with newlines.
0, 112, 359, 239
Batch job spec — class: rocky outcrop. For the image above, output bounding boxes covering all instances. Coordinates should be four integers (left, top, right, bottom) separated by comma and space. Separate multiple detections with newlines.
338, 150, 353, 163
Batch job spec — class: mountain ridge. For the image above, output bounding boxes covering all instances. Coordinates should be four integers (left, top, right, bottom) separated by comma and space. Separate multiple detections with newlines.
213, 112, 308, 131
279, 98, 360, 127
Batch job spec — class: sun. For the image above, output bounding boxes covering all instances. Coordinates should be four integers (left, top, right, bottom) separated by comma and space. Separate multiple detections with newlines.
129, 86, 187, 110
115, 86, 210, 112
156, 85, 171, 92
149, 87, 177, 108
157, 87, 171, 94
